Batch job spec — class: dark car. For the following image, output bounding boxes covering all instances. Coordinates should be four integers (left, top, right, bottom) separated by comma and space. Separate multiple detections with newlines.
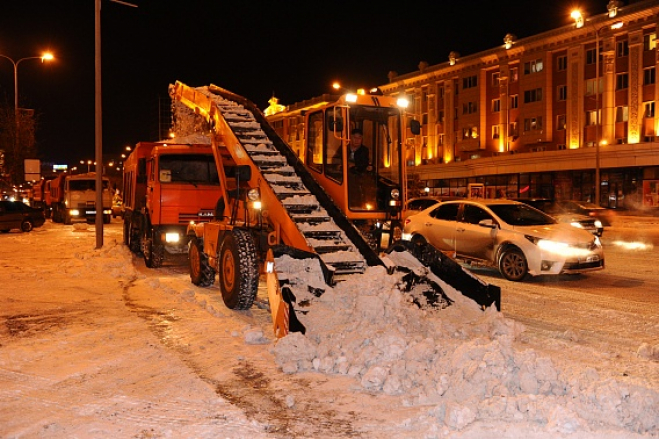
0, 200, 46, 233
514, 198, 604, 236
554, 200, 615, 227
404, 196, 463, 218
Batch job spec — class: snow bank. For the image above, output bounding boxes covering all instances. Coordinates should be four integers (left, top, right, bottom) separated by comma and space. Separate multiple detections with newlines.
272, 263, 659, 436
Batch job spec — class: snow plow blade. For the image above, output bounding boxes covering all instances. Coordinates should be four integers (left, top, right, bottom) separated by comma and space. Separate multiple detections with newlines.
266, 245, 334, 338
385, 240, 501, 311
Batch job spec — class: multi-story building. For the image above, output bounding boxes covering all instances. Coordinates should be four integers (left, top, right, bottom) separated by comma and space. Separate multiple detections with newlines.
380, 0, 659, 209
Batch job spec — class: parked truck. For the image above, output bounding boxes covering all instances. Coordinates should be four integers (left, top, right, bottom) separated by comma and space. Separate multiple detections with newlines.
122, 140, 223, 268
49, 172, 112, 225
29, 175, 57, 216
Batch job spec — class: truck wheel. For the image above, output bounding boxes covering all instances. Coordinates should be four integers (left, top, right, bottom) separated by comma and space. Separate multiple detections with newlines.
189, 237, 215, 287
143, 238, 164, 268
219, 229, 258, 310
130, 221, 142, 254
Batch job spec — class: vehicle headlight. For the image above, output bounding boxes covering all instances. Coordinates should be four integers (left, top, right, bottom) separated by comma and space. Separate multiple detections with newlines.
536, 239, 570, 252
570, 222, 584, 229
164, 232, 180, 244
594, 220, 603, 228
70, 209, 80, 216
390, 188, 400, 200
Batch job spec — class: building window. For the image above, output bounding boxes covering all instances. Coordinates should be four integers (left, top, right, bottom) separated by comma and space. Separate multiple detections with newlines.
492, 125, 500, 139
524, 59, 543, 74
509, 121, 518, 137
462, 127, 478, 139
492, 72, 500, 86
644, 68, 656, 85
523, 117, 542, 131
586, 78, 603, 95
557, 114, 566, 130
586, 110, 600, 125
462, 102, 477, 114
438, 133, 445, 145
558, 144, 567, 150
492, 99, 501, 113
438, 110, 445, 123
645, 102, 655, 118
557, 85, 567, 101
616, 106, 629, 122
524, 88, 543, 103
510, 94, 518, 109
462, 75, 478, 89
616, 40, 629, 57
557, 55, 567, 71
586, 48, 598, 65
510, 67, 519, 82
616, 73, 629, 90
438, 86, 445, 98
644, 33, 657, 51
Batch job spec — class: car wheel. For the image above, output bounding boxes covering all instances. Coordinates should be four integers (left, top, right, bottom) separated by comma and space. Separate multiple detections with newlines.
410, 234, 428, 249
499, 247, 528, 282
21, 219, 34, 232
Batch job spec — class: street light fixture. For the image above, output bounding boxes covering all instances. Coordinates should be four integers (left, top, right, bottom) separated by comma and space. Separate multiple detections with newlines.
571, 9, 623, 206
0, 52, 54, 153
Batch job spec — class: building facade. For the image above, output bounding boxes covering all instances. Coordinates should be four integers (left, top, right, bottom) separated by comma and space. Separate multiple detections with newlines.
380, 0, 659, 209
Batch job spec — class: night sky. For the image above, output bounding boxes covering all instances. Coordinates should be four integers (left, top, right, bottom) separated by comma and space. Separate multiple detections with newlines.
1, 0, 604, 166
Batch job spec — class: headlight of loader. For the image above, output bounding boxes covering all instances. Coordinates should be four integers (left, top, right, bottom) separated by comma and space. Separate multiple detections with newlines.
247, 188, 261, 210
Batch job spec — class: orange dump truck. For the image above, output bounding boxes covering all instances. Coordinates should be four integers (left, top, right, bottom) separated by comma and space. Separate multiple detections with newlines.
122, 140, 223, 268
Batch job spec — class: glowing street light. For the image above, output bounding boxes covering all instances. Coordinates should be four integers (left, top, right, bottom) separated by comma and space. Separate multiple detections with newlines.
0, 52, 54, 151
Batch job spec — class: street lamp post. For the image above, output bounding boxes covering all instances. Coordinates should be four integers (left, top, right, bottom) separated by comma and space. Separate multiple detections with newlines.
0, 52, 54, 147
572, 9, 623, 206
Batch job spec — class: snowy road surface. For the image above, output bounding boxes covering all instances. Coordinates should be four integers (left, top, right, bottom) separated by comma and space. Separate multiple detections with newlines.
0, 218, 657, 438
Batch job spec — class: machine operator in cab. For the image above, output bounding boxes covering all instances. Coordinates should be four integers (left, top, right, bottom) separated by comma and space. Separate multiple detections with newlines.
346, 128, 376, 209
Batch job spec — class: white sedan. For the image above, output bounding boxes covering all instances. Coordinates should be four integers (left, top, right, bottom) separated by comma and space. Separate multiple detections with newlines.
402, 199, 604, 281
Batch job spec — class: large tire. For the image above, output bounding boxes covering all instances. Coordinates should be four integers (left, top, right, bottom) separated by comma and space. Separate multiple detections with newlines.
219, 229, 258, 310
21, 219, 34, 232
499, 247, 528, 282
189, 237, 215, 287
124, 216, 141, 254
143, 237, 164, 268
123, 219, 131, 247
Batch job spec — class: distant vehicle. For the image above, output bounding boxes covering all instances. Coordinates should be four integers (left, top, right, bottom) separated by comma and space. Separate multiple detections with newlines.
49, 172, 112, 225
555, 200, 615, 227
514, 198, 604, 236
402, 199, 604, 281
403, 196, 463, 218
0, 200, 46, 233
111, 200, 123, 219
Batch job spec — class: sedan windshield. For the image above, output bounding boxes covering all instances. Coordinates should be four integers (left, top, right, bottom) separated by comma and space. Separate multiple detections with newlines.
488, 203, 556, 226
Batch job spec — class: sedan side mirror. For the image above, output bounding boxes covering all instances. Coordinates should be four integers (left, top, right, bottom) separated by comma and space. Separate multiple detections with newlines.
479, 218, 498, 229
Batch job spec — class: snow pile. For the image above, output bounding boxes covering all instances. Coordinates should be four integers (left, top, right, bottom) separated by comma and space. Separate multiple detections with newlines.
272, 262, 659, 436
